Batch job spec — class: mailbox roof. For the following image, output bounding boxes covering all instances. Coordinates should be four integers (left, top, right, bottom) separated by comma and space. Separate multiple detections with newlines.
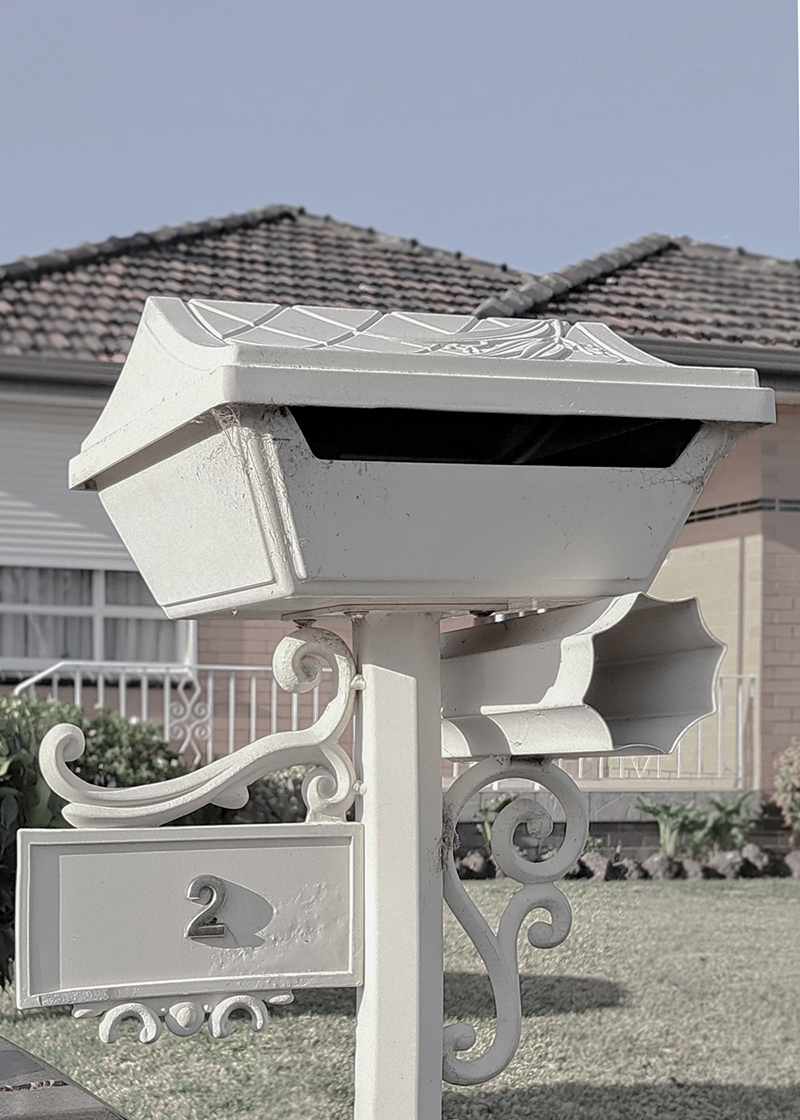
69, 297, 773, 489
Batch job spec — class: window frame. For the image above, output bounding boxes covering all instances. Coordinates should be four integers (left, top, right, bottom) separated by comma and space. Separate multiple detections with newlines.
0, 568, 187, 674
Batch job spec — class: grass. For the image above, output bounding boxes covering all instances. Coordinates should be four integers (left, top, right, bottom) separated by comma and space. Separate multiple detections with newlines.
1, 879, 800, 1118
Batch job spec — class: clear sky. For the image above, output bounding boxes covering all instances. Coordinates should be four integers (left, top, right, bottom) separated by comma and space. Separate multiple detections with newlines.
0, 0, 797, 277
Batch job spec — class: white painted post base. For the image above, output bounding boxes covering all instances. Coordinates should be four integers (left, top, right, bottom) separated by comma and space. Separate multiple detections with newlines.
353, 612, 444, 1120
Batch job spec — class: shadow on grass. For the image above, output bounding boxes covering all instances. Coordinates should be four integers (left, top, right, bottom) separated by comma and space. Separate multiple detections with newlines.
277, 987, 357, 1017
446, 973, 625, 1019
442, 1082, 800, 1120
280, 973, 624, 1022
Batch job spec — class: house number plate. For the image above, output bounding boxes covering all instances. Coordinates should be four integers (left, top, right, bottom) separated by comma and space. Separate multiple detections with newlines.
16, 823, 363, 1009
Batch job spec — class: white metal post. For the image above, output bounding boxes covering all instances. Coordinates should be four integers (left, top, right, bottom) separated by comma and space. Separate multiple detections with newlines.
353, 612, 444, 1120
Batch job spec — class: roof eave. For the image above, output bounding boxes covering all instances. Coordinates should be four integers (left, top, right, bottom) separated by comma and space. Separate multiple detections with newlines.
0, 353, 118, 400
633, 338, 800, 392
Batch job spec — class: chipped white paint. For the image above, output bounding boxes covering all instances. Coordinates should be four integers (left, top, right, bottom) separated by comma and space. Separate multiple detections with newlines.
441, 592, 725, 759
16, 822, 363, 1033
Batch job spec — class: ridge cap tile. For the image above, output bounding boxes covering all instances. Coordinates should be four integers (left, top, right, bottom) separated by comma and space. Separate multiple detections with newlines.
0, 204, 302, 280
474, 232, 676, 319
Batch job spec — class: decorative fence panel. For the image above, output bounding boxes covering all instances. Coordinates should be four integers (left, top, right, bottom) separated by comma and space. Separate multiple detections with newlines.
11, 660, 338, 769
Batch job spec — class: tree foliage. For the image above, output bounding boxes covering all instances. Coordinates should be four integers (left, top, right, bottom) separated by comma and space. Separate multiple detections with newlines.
0, 695, 184, 988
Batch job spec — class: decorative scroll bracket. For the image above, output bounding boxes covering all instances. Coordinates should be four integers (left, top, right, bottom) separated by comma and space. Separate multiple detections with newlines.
38, 626, 363, 828
29, 627, 364, 1046
442, 756, 589, 1085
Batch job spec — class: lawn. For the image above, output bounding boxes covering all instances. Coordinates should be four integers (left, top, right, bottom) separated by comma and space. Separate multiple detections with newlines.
1, 879, 799, 1119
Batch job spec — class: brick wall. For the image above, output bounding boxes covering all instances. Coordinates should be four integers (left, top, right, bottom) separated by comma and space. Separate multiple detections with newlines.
757, 405, 800, 788
760, 537, 800, 787
197, 617, 351, 666
650, 404, 800, 792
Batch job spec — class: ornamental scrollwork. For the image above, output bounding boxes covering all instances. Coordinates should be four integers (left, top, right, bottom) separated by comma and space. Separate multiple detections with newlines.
38, 627, 363, 828
74, 990, 293, 1043
167, 675, 212, 768
442, 756, 589, 1085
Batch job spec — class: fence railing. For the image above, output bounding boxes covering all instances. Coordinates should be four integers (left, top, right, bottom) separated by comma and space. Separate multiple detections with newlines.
11, 659, 335, 769
12, 662, 755, 790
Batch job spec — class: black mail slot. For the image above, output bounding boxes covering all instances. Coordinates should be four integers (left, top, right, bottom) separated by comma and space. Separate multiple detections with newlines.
290, 406, 701, 469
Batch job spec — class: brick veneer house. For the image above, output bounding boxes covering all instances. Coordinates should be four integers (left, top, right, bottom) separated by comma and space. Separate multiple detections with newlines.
1, 209, 798, 793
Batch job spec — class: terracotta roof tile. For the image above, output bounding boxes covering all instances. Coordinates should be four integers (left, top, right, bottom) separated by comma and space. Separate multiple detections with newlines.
0, 204, 530, 362
475, 236, 800, 355
5, 205, 800, 373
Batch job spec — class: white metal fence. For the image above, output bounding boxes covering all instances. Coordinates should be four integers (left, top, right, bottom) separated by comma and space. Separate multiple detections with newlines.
11, 662, 755, 789
10, 659, 336, 768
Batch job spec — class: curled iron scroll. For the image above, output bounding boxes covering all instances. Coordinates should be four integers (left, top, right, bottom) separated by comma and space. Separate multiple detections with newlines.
85, 991, 282, 1043
38, 627, 362, 828
442, 757, 589, 1085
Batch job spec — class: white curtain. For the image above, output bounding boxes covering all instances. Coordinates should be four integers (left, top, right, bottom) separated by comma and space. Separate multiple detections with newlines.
0, 567, 93, 660
0, 567, 176, 664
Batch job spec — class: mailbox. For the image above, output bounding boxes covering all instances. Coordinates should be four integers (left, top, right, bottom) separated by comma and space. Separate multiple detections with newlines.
18, 297, 778, 1112
68, 300, 773, 619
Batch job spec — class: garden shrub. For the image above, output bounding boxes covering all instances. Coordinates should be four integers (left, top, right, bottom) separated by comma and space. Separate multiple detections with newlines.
637, 792, 759, 860
182, 769, 309, 827
635, 796, 697, 858
772, 739, 800, 843
687, 792, 758, 856
0, 695, 187, 987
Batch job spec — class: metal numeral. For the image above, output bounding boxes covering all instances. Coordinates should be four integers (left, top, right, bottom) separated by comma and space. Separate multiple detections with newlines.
184, 875, 227, 939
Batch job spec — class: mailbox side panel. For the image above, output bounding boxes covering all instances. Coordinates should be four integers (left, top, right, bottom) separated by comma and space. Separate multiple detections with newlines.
92, 409, 732, 618
16, 824, 363, 1009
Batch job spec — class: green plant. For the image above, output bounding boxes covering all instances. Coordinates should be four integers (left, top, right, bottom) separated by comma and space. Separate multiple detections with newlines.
637, 792, 759, 861
635, 795, 697, 858
183, 767, 310, 827
0, 696, 78, 985
474, 796, 514, 856
69, 707, 183, 787
233, 768, 308, 824
686, 792, 758, 857
0, 696, 188, 987
772, 740, 800, 843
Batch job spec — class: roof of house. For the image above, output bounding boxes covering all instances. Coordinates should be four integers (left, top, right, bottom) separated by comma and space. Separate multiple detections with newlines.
0, 204, 529, 366
475, 234, 800, 386
2, 207, 800, 390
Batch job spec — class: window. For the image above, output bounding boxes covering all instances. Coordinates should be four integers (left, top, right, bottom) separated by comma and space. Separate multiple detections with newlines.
0, 567, 181, 673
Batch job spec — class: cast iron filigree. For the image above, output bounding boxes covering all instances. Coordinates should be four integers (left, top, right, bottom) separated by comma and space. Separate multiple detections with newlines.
442, 756, 589, 1085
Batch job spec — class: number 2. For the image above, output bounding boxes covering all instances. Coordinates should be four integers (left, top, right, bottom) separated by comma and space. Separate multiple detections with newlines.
185, 874, 227, 939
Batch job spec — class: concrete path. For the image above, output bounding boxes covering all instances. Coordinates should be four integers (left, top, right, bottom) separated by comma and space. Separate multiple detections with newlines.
0, 1035, 126, 1119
